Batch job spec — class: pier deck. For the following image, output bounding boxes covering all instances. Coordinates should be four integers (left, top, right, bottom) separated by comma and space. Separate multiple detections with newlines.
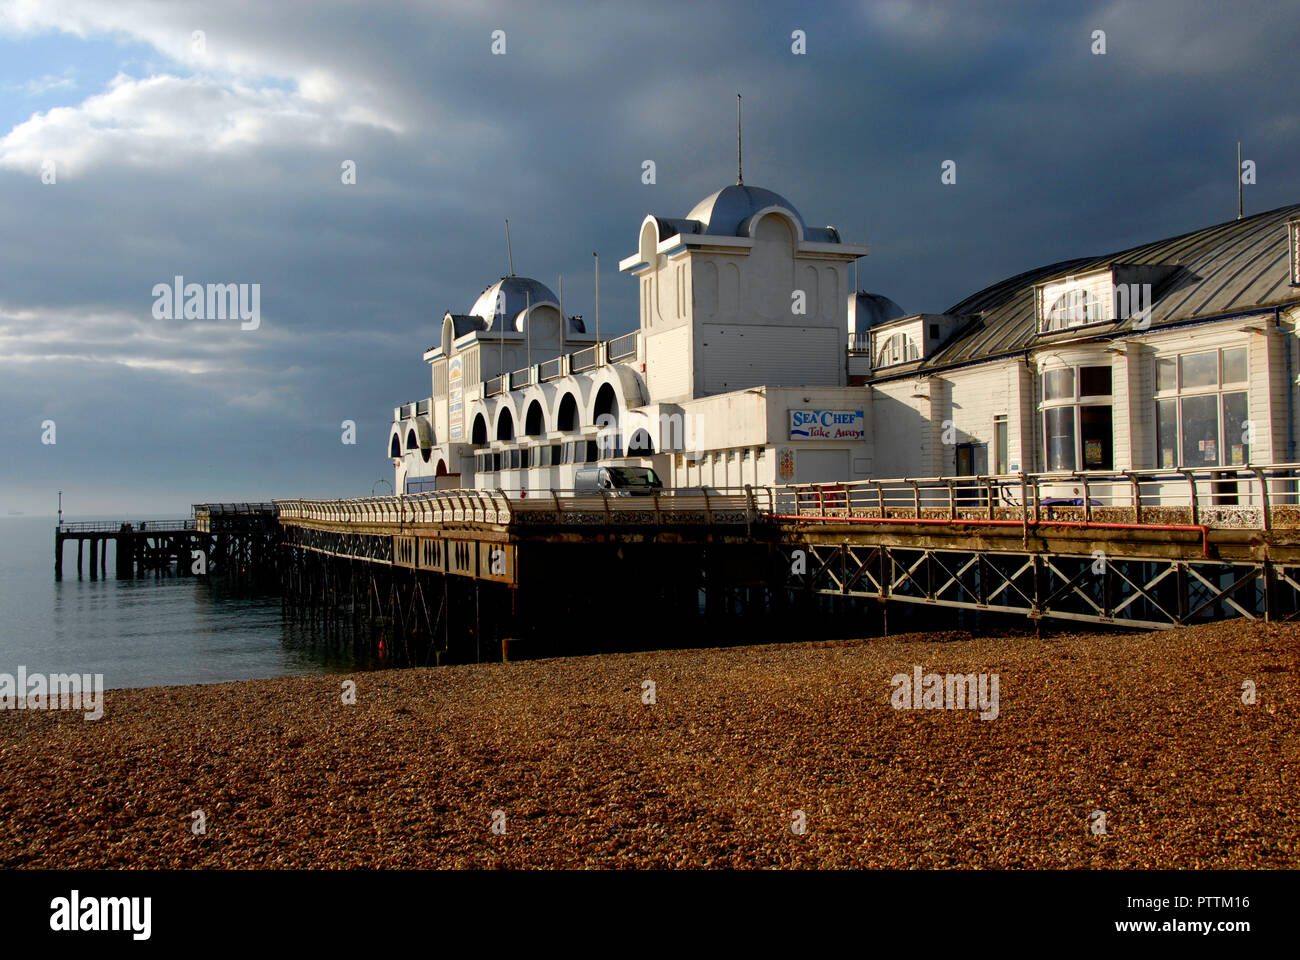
53, 464, 1300, 662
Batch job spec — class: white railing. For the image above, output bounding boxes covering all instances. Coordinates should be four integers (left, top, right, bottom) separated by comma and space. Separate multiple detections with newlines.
274, 486, 771, 528
275, 490, 514, 527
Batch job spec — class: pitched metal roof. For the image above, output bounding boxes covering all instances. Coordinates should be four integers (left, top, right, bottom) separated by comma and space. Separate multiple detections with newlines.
914, 202, 1300, 371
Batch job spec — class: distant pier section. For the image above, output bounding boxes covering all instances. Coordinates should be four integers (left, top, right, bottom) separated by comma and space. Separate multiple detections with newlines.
54, 503, 278, 581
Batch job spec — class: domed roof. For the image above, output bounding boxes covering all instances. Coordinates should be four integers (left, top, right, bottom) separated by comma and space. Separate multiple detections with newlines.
849, 291, 906, 335
686, 184, 806, 237
468, 276, 560, 329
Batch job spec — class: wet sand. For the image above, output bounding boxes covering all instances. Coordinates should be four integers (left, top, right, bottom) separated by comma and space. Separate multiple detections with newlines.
1, 620, 1296, 868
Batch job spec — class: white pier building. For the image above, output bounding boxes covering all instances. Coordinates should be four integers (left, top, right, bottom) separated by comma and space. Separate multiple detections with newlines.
391, 178, 1300, 496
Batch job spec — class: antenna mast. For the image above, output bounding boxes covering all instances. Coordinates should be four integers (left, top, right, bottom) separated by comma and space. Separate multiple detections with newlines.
736, 93, 743, 186
1237, 142, 1243, 220
505, 218, 515, 276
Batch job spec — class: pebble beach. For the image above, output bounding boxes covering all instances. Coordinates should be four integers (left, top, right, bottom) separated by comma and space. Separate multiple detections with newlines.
1, 620, 1295, 869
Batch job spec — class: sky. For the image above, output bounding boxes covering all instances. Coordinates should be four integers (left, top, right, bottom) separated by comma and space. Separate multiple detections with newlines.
1, 0, 1297, 516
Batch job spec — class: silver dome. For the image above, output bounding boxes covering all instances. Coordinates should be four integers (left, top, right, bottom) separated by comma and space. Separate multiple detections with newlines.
468, 276, 561, 329
686, 184, 806, 237
849, 291, 906, 336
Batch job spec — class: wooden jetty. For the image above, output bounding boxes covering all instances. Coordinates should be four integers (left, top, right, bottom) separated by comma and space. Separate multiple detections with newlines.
54, 503, 278, 581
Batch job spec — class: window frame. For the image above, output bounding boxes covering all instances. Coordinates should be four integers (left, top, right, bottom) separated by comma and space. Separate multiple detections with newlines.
1152, 346, 1250, 468
1039, 363, 1115, 472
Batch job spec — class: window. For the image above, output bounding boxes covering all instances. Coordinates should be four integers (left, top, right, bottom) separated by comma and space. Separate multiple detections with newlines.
875, 332, 919, 367
1043, 368, 1074, 401
1039, 364, 1113, 471
1037, 272, 1115, 333
994, 416, 1009, 474
1153, 347, 1249, 467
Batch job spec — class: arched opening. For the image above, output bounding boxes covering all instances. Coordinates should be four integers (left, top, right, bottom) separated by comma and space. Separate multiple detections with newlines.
420, 447, 431, 463
557, 392, 579, 432
525, 400, 545, 436
436, 459, 448, 476
593, 383, 619, 429
594, 383, 620, 460
406, 429, 418, 451
390, 434, 401, 458
471, 414, 488, 446
627, 427, 654, 455
496, 408, 514, 442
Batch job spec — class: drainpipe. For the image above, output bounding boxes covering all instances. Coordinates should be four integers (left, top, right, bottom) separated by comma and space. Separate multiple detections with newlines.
1278, 307, 1295, 462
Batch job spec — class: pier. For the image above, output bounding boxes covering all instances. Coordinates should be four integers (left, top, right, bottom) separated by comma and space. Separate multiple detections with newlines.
54, 503, 278, 582
54, 464, 1300, 662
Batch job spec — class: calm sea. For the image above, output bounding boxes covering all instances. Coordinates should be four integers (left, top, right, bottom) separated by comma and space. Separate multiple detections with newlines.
0, 516, 357, 690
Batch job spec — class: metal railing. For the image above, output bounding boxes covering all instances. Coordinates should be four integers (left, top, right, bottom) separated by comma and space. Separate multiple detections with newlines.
276, 491, 515, 527
538, 357, 564, 382
769, 464, 1300, 530
607, 331, 638, 362
58, 520, 196, 533
510, 367, 533, 389
194, 502, 275, 516
484, 375, 507, 397
569, 345, 600, 373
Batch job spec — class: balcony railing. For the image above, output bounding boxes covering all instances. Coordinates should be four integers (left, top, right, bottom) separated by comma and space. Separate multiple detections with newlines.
607, 332, 638, 362
570, 345, 600, 373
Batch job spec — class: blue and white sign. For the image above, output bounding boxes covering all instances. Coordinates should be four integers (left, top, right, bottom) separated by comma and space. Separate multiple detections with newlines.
789, 409, 865, 440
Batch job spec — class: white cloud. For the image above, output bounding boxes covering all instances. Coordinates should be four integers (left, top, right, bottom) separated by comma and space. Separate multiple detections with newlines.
0, 71, 403, 175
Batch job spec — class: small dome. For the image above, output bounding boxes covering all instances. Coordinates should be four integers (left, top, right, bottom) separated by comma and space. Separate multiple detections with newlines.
468, 277, 560, 329
849, 291, 906, 336
686, 184, 805, 237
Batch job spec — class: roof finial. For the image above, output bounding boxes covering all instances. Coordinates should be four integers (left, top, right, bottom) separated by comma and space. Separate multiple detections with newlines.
505, 218, 515, 276
736, 93, 743, 186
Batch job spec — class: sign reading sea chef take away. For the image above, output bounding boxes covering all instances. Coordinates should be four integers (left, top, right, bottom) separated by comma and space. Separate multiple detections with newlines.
789, 409, 865, 440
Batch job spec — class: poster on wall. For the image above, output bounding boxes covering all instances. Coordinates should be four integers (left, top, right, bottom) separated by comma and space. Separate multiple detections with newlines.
789, 409, 865, 440
448, 357, 463, 441
777, 448, 796, 482
1084, 439, 1103, 466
